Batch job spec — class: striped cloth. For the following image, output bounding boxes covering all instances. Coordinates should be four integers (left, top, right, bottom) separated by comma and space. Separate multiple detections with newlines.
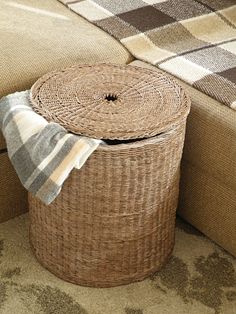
0, 91, 101, 204
59, 0, 236, 110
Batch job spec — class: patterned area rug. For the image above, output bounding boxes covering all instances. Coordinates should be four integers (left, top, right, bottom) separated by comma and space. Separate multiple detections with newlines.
0, 214, 235, 314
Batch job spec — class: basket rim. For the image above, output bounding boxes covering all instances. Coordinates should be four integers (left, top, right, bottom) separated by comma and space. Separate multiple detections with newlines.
97, 123, 184, 151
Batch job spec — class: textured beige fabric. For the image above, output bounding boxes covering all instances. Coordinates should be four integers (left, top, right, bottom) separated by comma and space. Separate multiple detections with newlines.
181, 82, 236, 191
178, 84, 236, 257
179, 162, 236, 257
130, 60, 236, 257
0, 0, 133, 99
0, 154, 28, 223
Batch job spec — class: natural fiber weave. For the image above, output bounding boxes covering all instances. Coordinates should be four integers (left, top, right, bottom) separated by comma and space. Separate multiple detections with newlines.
30, 63, 189, 140
29, 63, 190, 287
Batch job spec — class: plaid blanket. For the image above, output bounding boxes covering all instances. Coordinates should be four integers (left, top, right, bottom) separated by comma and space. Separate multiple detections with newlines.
60, 0, 236, 110
0, 91, 101, 204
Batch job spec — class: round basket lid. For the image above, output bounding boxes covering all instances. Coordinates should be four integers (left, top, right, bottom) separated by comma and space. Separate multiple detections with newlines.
30, 63, 190, 140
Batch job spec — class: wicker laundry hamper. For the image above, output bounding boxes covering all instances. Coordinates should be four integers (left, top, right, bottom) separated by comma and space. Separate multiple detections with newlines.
29, 64, 190, 288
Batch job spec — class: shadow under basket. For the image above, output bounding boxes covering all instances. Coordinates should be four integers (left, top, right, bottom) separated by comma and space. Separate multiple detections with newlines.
28, 63, 190, 287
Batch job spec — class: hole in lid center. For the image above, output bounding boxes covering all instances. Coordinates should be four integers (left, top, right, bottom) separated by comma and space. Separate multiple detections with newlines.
105, 93, 118, 102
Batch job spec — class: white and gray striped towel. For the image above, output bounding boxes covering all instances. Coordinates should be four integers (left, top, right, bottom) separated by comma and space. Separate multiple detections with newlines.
0, 91, 101, 205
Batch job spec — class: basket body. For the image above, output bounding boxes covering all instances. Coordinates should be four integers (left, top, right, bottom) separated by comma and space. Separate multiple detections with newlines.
29, 124, 186, 287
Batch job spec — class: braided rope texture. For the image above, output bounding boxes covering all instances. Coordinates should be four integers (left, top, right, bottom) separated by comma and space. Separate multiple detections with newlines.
30, 63, 190, 140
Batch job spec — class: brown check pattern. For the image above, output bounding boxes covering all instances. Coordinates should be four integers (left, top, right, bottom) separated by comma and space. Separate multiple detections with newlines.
59, 0, 236, 110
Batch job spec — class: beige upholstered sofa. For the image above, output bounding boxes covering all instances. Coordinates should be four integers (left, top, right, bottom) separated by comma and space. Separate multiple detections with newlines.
1, 0, 235, 257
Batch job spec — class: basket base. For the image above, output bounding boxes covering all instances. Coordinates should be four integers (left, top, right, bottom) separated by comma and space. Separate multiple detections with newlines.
30, 239, 174, 288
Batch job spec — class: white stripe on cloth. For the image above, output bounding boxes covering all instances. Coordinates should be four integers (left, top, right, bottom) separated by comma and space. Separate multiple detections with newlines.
75, 138, 101, 169
24, 133, 74, 189
13, 110, 48, 141
4, 110, 48, 158
35, 138, 100, 203
2, 104, 31, 125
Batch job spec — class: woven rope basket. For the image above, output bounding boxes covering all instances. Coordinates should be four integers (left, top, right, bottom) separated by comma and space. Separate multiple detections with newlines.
29, 64, 190, 287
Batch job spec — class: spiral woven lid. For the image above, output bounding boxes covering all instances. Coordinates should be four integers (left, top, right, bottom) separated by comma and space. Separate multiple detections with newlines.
30, 64, 190, 140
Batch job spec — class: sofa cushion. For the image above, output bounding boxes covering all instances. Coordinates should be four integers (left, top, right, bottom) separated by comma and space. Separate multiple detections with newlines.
0, 0, 133, 99
179, 161, 236, 257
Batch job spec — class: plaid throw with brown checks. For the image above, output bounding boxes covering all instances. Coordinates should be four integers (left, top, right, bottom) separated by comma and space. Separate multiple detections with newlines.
59, 0, 236, 110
